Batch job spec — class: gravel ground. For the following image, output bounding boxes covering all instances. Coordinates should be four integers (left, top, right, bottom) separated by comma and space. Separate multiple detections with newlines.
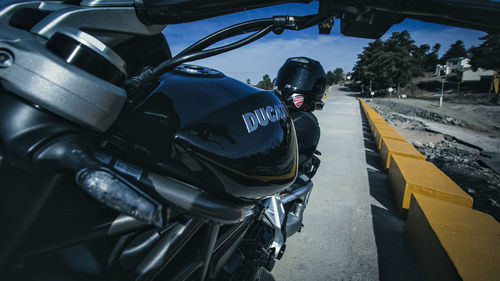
369, 101, 500, 222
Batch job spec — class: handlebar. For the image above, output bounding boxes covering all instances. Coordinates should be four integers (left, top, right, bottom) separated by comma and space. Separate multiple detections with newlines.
124, 14, 332, 101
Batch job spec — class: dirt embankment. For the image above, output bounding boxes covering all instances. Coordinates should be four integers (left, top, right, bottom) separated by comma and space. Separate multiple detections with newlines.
373, 98, 500, 135
369, 100, 500, 222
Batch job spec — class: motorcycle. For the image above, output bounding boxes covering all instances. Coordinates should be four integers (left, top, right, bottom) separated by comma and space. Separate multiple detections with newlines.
0, 1, 325, 280
0, 0, 497, 280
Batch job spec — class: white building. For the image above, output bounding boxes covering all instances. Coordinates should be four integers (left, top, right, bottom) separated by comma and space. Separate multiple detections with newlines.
435, 57, 494, 82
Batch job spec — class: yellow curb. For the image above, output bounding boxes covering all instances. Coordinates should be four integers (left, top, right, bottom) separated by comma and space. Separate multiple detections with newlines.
388, 154, 473, 217
370, 119, 391, 134
407, 194, 500, 281
380, 138, 426, 171
374, 128, 406, 150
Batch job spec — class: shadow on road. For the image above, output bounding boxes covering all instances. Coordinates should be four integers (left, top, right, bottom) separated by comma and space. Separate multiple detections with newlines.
260, 269, 276, 281
359, 105, 422, 281
344, 93, 363, 97
338, 86, 353, 92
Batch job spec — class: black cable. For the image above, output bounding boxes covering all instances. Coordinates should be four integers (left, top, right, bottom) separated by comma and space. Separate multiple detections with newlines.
176, 18, 274, 57
124, 14, 331, 98
152, 25, 274, 77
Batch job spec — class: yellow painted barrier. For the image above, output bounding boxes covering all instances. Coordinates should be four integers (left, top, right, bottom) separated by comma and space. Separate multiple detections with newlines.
380, 138, 426, 171
368, 115, 387, 127
388, 154, 473, 216
366, 110, 383, 118
407, 194, 500, 281
374, 127, 406, 150
370, 119, 391, 134
366, 110, 384, 121
368, 109, 383, 115
358, 99, 499, 281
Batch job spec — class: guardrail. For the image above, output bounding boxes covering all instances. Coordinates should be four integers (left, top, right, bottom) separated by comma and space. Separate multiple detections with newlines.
357, 98, 500, 281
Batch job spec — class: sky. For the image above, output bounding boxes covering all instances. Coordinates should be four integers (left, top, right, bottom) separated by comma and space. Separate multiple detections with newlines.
162, 2, 487, 83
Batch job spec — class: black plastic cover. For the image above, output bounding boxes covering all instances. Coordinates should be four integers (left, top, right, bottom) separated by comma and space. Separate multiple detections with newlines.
135, 0, 311, 24
340, 11, 403, 39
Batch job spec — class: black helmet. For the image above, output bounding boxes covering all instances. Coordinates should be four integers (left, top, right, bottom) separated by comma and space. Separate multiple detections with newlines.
275, 57, 326, 112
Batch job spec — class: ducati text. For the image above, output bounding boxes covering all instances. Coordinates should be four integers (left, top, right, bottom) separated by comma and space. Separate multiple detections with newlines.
242, 104, 288, 133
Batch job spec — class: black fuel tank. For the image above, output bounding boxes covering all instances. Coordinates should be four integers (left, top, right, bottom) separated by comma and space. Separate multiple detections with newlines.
123, 65, 297, 200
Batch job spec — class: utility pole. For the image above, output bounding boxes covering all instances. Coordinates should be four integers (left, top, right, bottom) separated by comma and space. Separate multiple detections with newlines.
438, 65, 446, 108
439, 78, 444, 108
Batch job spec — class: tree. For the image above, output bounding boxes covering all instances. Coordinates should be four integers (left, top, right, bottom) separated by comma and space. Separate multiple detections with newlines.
256, 74, 274, 90
469, 34, 500, 71
326, 71, 334, 86
412, 43, 442, 72
412, 44, 430, 75
440, 40, 468, 64
353, 30, 422, 91
422, 43, 441, 71
352, 39, 385, 88
384, 30, 421, 87
433, 43, 441, 53
332, 68, 344, 84
246, 78, 251, 85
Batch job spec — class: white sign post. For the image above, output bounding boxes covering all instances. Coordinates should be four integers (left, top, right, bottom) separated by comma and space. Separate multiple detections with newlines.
388, 87, 394, 99
370, 91, 375, 102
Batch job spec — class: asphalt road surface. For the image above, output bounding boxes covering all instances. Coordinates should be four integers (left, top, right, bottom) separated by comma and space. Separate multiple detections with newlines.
267, 86, 421, 281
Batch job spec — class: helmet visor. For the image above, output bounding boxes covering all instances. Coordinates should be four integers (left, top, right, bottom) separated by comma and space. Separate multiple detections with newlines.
275, 65, 319, 93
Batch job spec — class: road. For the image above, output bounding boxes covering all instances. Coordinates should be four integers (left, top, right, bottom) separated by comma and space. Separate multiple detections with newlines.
268, 86, 420, 281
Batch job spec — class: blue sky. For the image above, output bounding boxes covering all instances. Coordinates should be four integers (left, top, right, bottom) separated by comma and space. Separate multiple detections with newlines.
163, 2, 487, 83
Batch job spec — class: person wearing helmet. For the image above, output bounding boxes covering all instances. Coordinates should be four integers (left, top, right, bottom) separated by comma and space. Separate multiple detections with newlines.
274, 57, 326, 178
274, 57, 326, 112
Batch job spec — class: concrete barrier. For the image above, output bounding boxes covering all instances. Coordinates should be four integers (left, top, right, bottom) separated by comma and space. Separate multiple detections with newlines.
369, 119, 391, 134
374, 127, 406, 150
407, 194, 500, 281
365, 110, 384, 121
358, 99, 497, 281
380, 138, 426, 171
388, 154, 473, 217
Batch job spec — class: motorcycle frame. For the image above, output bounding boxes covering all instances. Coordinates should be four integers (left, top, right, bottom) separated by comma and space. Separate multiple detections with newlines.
2, 156, 312, 280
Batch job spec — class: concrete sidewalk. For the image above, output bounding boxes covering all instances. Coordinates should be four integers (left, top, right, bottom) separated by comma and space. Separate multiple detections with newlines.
270, 86, 420, 281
